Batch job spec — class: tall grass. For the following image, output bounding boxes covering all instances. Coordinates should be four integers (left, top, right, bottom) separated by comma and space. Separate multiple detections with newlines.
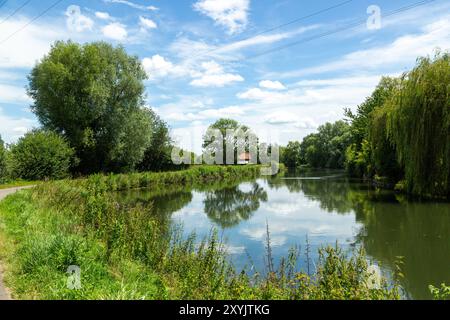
0, 165, 399, 300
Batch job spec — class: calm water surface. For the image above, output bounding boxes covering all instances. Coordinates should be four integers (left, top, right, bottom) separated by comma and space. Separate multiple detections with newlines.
118, 169, 450, 299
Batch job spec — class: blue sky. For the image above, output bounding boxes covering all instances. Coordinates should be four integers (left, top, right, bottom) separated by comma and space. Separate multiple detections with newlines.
0, 0, 449, 152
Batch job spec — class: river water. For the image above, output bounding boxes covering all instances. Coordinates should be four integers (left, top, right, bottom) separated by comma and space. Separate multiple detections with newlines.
118, 169, 450, 299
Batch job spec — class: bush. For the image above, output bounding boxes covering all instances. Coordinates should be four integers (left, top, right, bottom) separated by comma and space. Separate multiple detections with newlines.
9, 130, 75, 180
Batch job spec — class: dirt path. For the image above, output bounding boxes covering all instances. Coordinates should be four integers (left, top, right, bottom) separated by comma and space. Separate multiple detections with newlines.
0, 185, 35, 300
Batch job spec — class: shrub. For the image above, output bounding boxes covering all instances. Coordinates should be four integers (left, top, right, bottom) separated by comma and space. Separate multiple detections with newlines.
9, 130, 75, 180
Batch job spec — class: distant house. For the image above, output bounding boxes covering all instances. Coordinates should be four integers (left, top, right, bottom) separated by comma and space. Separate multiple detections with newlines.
238, 152, 252, 165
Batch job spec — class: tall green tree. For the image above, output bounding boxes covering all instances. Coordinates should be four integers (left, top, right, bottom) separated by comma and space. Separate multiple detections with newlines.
28, 41, 151, 173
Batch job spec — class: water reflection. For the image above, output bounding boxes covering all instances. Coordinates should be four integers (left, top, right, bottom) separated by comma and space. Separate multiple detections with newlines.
267, 171, 450, 299
354, 200, 450, 299
118, 170, 450, 299
204, 183, 268, 228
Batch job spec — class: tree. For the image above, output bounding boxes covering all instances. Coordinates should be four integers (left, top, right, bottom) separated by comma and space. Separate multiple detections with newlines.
300, 121, 351, 169
202, 118, 256, 164
385, 52, 450, 197
344, 77, 400, 177
138, 110, 174, 172
0, 136, 7, 182
27, 41, 151, 173
9, 130, 75, 180
281, 141, 302, 168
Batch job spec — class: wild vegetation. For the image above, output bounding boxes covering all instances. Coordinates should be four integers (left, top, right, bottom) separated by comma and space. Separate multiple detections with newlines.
0, 166, 400, 300
0, 40, 447, 300
280, 52, 450, 198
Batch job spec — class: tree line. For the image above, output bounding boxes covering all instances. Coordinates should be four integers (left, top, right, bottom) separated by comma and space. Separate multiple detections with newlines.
0, 41, 175, 182
0, 41, 273, 183
280, 51, 449, 198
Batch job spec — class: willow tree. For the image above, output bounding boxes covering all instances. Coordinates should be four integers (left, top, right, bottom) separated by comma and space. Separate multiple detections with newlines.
386, 52, 450, 197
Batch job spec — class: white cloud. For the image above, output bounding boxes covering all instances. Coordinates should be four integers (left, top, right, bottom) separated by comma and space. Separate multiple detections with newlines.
0, 107, 36, 143
193, 0, 250, 34
264, 111, 317, 129
0, 84, 31, 104
95, 11, 111, 20
104, 0, 158, 11
166, 106, 245, 122
217, 25, 319, 53
166, 26, 319, 66
142, 55, 189, 80
102, 22, 128, 41
190, 61, 244, 87
237, 87, 285, 101
0, 19, 62, 68
65, 5, 94, 32
279, 17, 450, 78
294, 75, 383, 88
259, 80, 286, 90
139, 16, 157, 30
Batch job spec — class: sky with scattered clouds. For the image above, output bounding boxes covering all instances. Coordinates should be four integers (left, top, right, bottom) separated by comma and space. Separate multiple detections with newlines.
0, 0, 449, 152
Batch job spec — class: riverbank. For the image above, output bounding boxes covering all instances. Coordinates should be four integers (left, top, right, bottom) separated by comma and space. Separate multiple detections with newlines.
0, 165, 400, 300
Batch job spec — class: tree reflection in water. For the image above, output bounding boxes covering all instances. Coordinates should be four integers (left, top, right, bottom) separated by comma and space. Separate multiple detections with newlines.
118, 170, 450, 299
203, 182, 268, 228
267, 172, 450, 299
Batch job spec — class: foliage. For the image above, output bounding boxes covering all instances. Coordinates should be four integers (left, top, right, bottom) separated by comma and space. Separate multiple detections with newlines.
345, 140, 372, 178
300, 121, 351, 169
280, 141, 302, 168
138, 110, 174, 172
0, 136, 7, 182
28, 41, 151, 173
8, 130, 75, 180
369, 106, 402, 180
429, 283, 450, 300
344, 77, 400, 177
344, 52, 450, 198
385, 53, 450, 197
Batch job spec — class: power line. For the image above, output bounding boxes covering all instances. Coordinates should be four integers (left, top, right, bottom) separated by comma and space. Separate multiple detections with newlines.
189, 0, 355, 61
0, 0, 32, 25
0, 0, 65, 45
251, 0, 355, 38
241, 0, 438, 61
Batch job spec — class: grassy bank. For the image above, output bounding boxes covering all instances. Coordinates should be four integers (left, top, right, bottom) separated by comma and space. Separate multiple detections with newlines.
0, 165, 399, 300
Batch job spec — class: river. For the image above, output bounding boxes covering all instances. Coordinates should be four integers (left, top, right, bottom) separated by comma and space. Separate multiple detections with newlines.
118, 169, 450, 299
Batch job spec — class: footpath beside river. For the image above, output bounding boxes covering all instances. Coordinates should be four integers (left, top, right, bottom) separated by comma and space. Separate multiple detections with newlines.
0, 186, 35, 300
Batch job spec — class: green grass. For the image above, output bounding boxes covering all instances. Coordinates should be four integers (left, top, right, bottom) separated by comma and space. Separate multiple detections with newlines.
0, 165, 400, 300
